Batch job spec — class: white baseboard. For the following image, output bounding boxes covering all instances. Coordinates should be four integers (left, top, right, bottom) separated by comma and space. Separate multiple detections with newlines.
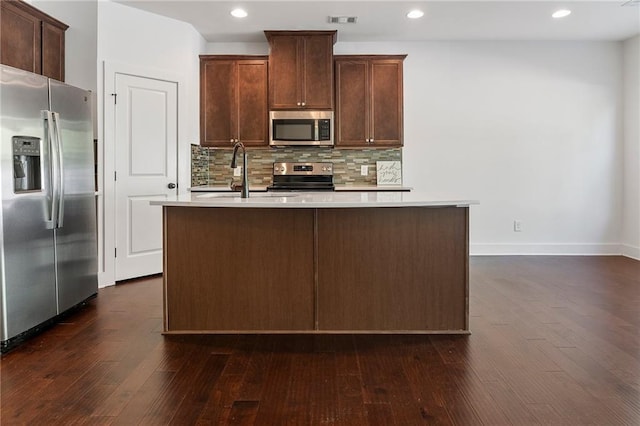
98, 272, 116, 289
620, 244, 640, 260
470, 243, 625, 256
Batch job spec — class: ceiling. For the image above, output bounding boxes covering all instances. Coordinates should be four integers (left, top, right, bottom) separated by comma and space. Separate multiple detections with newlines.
114, 0, 640, 43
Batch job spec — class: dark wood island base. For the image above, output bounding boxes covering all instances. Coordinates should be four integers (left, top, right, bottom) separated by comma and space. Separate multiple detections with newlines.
163, 206, 469, 334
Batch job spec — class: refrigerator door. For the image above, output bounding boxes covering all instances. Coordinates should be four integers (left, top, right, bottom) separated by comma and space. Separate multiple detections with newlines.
49, 80, 98, 313
0, 65, 57, 342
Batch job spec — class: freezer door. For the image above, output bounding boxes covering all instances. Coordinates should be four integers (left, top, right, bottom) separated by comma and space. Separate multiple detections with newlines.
49, 80, 97, 313
0, 65, 57, 342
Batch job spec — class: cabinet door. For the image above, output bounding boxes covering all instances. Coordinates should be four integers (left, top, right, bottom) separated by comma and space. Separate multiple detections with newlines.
370, 60, 403, 146
301, 35, 333, 109
237, 60, 268, 146
200, 59, 236, 147
41, 21, 65, 81
268, 35, 300, 109
335, 59, 369, 147
0, 1, 41, 74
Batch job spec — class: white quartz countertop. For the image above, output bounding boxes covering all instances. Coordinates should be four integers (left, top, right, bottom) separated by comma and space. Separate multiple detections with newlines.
152, 191, 478, 209
334, 185, 412, 192
189, 185, 269, 192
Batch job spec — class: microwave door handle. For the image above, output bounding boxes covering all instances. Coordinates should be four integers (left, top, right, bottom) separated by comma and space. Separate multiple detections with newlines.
43, 110, 57, 229
52, 112, 65, 228
314, 120, 319, 141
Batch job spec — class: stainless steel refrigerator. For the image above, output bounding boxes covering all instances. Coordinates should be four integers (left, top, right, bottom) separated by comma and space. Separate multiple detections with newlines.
0, 64, 97, 352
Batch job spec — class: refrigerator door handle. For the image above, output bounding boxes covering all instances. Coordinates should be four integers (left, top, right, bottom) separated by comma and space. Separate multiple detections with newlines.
52, 112, 64, 228
43, 110, 58, 229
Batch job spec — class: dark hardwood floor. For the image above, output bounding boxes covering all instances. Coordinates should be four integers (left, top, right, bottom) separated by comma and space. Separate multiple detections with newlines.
1, 256, 638, 425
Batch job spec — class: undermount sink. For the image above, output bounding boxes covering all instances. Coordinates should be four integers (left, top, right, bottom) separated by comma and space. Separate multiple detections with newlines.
196, 192, 299, 199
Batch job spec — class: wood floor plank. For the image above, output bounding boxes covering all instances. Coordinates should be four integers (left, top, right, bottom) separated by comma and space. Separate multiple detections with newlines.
169, 354, 229, 424
1, 256, 638, 425
335, 374, 368, 424
226, 400, 260, 425
365, 403, 396, 425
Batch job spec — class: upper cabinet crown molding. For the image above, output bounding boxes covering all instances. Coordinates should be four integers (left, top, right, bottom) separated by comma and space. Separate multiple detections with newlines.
0, 0, 68, 81
265, 30, 336, 111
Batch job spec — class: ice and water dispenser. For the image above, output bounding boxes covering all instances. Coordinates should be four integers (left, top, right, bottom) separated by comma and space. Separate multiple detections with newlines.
12, 136, 42, 192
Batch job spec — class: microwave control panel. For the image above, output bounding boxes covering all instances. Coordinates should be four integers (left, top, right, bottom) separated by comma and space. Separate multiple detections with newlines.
318, 120, 331, 140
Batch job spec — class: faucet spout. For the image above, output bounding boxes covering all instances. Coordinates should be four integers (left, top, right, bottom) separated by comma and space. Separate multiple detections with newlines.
230, 142, 249, 198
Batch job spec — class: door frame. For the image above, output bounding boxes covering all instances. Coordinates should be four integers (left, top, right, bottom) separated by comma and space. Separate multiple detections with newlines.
101, 61, 187, 288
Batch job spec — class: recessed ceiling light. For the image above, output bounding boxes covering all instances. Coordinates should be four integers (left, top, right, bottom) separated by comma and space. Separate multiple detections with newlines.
552, 9, 571, 19
407, 10, 424, 19
230, 8, 248, 18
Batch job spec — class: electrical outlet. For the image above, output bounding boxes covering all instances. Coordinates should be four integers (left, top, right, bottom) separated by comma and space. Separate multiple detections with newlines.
513, 220, 523, 232
233, 166, 242, 177
361, 165, 368, 176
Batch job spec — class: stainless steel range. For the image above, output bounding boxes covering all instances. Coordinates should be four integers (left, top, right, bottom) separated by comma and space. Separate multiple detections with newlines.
268, 162, 334, 191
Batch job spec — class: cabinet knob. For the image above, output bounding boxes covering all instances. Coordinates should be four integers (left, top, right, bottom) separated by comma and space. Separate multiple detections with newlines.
230, 138, 234, 143
297, 102, 301, 106
365, 138, 370, 143
370, 138, 374, 143
167, 183, 176, 189
301, 102, 306, 106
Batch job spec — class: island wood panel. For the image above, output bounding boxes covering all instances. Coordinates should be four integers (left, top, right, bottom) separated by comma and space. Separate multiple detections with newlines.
316, 207, 468, 331
163, 207, 315, 331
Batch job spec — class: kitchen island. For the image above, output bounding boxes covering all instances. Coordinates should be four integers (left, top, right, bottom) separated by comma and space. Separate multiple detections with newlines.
152, 192, 477, 334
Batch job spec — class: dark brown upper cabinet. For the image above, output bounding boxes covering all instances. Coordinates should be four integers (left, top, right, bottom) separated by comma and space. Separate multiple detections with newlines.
200, 55, 269, 147
0, 0, 67, 81
335, 55, 406, 148
265, 31, 336, 110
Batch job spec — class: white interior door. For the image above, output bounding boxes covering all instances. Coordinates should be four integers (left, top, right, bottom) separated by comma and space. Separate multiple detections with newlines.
114, 73, 177, 281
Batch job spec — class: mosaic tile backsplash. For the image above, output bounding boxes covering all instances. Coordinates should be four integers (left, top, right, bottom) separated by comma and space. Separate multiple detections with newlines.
191, 145, 402, 187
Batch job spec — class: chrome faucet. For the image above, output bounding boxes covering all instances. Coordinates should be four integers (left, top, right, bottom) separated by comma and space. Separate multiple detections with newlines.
230, 141, 249, 198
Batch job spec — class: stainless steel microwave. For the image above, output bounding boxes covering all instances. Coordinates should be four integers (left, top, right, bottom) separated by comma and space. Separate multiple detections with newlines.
269, 110, 333, 147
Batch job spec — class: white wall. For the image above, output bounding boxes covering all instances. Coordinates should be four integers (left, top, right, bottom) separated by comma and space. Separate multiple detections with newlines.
337, 41, 625, 255
204, 42, 268, 55
97, 0, 203, 168
622, 35, 640, 259
97, 1, 205, 286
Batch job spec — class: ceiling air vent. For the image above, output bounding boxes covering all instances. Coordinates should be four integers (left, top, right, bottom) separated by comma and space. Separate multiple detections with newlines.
621, 0, 639, 5
328, 16, 358, 24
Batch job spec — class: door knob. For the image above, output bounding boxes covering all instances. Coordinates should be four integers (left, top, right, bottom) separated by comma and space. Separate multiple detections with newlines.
168, 183, 176, 189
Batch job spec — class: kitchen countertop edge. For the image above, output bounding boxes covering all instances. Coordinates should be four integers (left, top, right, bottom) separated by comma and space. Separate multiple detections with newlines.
153, 192, 478, 209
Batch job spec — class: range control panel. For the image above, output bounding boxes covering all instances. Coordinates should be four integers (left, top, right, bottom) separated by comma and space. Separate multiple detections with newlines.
272, 162, 333, 176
